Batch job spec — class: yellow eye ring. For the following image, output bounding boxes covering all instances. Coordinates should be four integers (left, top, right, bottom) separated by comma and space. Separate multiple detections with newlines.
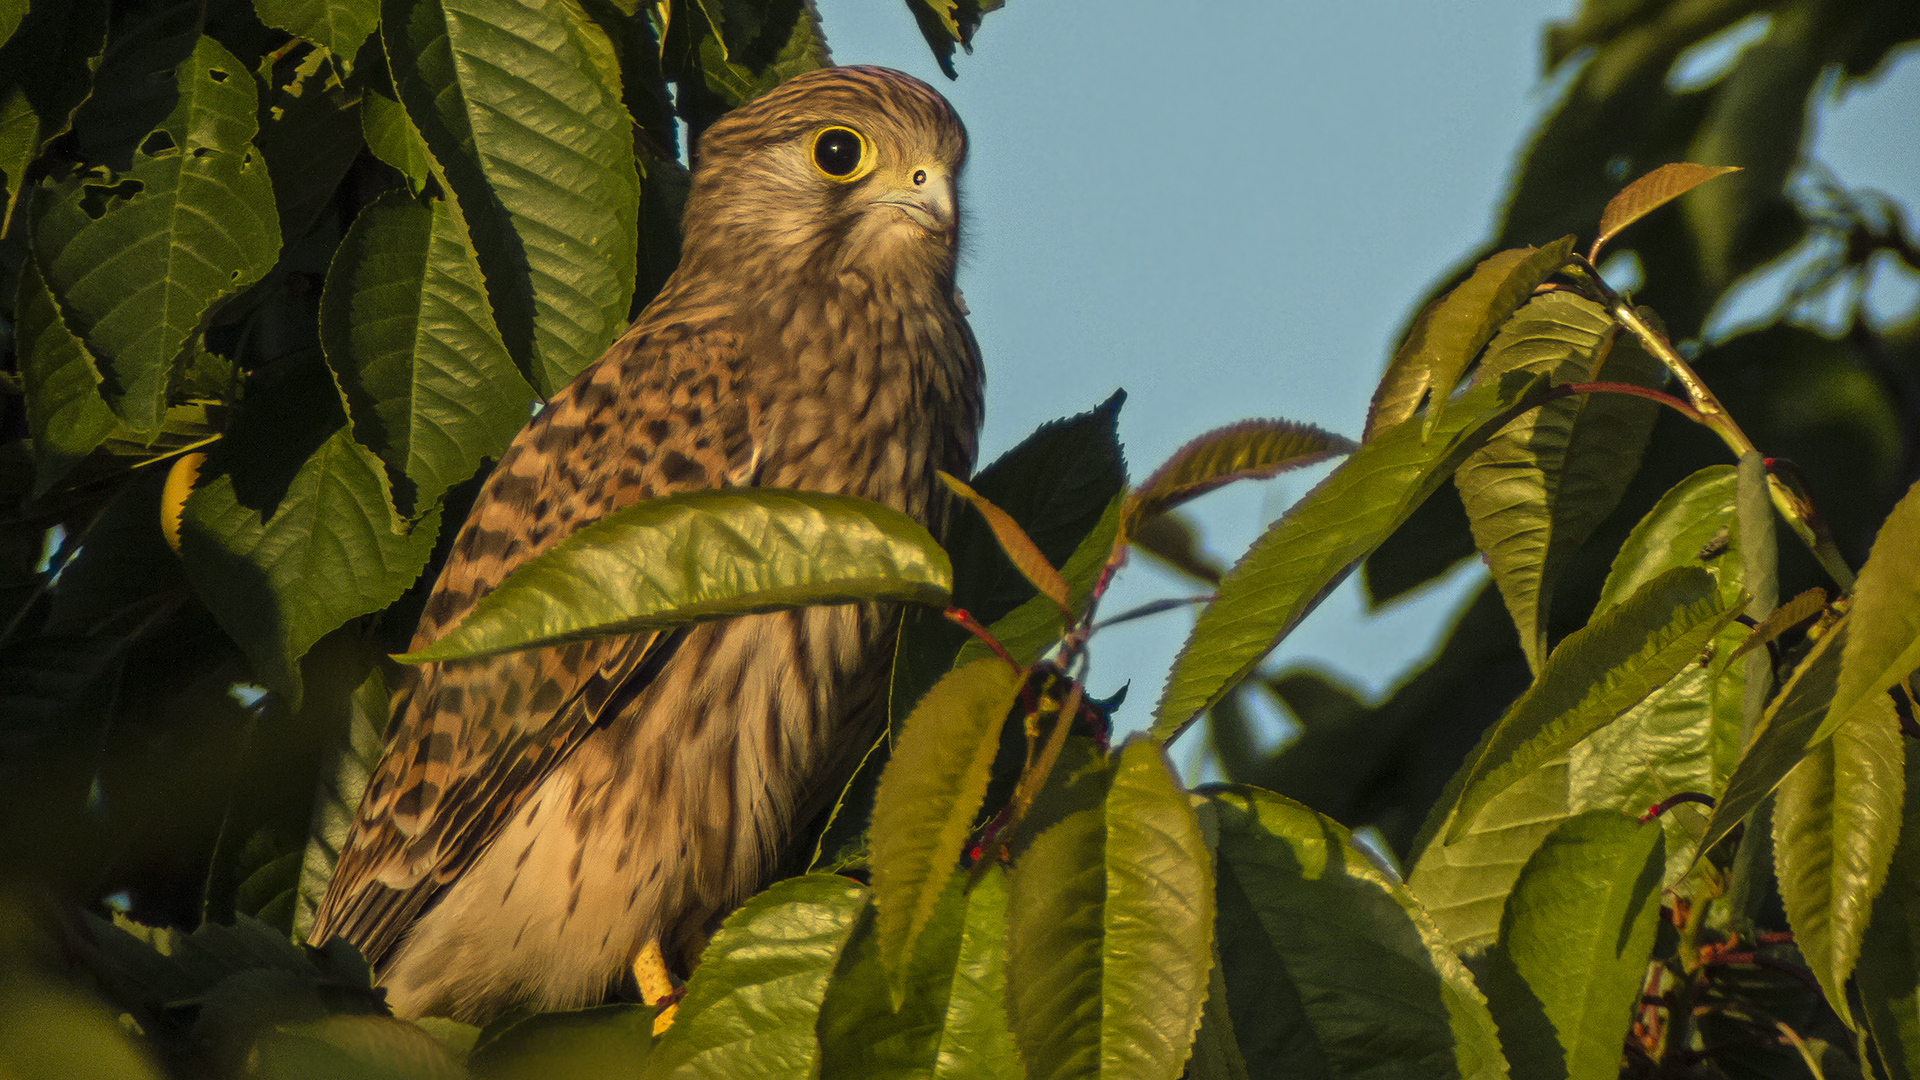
811, 126, 871, 181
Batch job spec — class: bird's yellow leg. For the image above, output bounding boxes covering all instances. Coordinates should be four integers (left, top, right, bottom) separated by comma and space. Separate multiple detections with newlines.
633, 939, 681, 1034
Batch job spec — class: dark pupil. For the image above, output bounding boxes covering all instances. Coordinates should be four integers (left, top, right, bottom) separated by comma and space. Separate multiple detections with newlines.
815, 129, 861, 176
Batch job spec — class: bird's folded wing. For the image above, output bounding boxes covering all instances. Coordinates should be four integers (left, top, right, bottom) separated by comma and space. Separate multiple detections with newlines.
311, 324, 760, 962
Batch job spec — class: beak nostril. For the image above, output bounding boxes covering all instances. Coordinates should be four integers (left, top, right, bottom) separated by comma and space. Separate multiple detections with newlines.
913, 169, 927, 185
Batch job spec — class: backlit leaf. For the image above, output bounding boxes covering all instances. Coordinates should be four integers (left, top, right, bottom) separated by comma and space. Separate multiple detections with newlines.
1154, 374, 1549, 742
1591, 163, 1742, 261
1774, 689, 1904, 1024
1444, 567, 1741, 844
1824, 478, 1920, 745
1124, 419, 1354, 533
870, 659, 1024, 999
1365, 238, 1574, 440
1479, 812, 1663, 1080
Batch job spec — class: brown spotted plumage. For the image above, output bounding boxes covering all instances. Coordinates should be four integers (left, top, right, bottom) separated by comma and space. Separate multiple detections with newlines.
309, 66, 982, 1023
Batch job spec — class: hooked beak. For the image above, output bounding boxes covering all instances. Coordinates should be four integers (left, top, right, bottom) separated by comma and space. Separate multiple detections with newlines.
871, 168, 955, 236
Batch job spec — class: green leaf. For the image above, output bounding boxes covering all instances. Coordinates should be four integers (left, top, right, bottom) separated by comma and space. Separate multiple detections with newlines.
0, 0, 106, 228
1444, 566, 1740, 844
1153, 374, 1550, 742
817, 869, 1021, 1080
1408, 756, 1573, 957
1591, 163, 1742, 261
904, 0, 1000, 77
647, 874, 865, 1080
1187, 947, 1253, 1080
1773, 688, 1904, 1025
181, 428, 443, 702
892, 395, 1125, 721
1576, 465, 1746, 885
15, 254, 117, 493
468, 1005, 653, 1080
402, 489, 951, 662
1455, 291, 1661, 670
254, 0, 380, 64
296, 664, 389, 942
955, 495, 1121, 671
1364, 238, 1575, 440
1124, 419, 1354, 533
361, 88, 433, 195
869, 659, 1024, 998
1858, 739, 1920, 1080
1824, 477, 1920, 745
1697, 620, 1851, 861
684, 0, 830, 114
1005, 739, 1213, 1080
383, 0, 639, 396
1210, 786, 1509, 1080
320, 191, 534, 518
255, 45, 365, 240
30, 34, 282, 436
1479, 811, 1664, 1080
254, 1013, 469, 1080
951, 391, 1128, 626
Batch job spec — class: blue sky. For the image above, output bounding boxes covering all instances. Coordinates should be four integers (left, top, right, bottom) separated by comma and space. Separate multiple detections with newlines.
811, 2, 1920, 765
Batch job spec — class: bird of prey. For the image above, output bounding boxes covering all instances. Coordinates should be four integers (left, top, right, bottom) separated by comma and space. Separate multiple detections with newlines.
309, 65, 983, 1024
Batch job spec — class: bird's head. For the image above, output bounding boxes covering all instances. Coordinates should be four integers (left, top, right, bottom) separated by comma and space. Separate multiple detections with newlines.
684, 66, 968, 283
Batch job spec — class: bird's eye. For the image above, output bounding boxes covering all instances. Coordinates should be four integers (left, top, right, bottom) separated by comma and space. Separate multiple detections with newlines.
811, 126, 868, 179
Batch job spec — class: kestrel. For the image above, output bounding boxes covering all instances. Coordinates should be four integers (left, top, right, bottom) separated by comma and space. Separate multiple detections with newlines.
309, 66, 983, 1024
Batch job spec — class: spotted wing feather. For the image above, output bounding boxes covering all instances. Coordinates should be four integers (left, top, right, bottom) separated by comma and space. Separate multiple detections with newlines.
313, 321, 760, 965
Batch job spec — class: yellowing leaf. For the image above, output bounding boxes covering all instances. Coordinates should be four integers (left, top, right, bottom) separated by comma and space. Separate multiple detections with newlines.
1591, 163, 1742, 261
941, 471, 1071, 617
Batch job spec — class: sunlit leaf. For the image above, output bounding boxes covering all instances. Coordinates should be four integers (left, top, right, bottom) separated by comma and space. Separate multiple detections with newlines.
1479, 811, 1663, 1080
1858, 741, 1920, 1080
1444, 566, 1741, 845
384, 0, 638, 396
255, 0, 379, 63
1590, 163, 1742, 261
1212, 786, 1509, 1080
401, 489, 950, 662
1005, 739, 1212, 1080
647, 874, 864, 1079
1576, 465, 1746, 884
1456, 291, 1661, 669
1824, 478, 1920, 745
1724, 588, 1827, 670
1364, 238, 1574, 440
1697, 620, 1851, 861
1774, 689, 1904, 1025
320, 191, 534, 518
870, 659, 1023, 999
1154, 375, 1549, 742
182, 428, 443, 703
941, 471, 1070, 615
1123, 419, 1354, 533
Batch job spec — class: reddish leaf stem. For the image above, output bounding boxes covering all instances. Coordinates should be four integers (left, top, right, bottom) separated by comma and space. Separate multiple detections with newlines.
943, 606, 1019, 671
1555, 381, 1705, 424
